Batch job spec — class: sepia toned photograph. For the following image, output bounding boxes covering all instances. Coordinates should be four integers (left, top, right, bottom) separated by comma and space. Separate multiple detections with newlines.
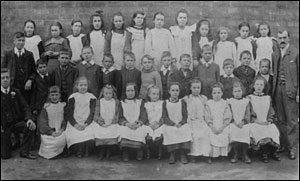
1, 1, 299, 180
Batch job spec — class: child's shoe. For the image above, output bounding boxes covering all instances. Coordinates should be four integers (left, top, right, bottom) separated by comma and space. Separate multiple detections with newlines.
169, 151, 176, 164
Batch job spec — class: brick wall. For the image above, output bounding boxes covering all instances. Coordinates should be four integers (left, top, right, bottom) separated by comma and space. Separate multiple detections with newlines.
1, 1, 299, 57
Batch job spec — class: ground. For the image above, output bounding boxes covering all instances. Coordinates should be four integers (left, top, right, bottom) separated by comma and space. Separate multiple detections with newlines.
1, 150, 299, 180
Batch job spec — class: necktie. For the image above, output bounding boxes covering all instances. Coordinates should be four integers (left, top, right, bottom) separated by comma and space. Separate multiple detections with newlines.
5, 89, 8, 94
18, 50, 22, 57
105, 69, 109, 74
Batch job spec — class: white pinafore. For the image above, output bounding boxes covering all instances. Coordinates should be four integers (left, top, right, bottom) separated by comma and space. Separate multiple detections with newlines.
111, 31, 126, 70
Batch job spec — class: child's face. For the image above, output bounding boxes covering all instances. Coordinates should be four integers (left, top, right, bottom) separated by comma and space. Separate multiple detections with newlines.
154, 14, 164, 29
212, 87, 223, 101
124, 55, 135, 69
58, 54, 70, 67
199, 24, 209, 37
202, 48, 213, 62
103, 88, 113, 100
126, 85, 135, 99
93, 16, 102, 30
14, 37, 25, 50
232, 86, 243, 99
134, 14, 144, 27
148, 88, 160, 102
259, 25, 269, 37
49, 92, 60, 104
81, 48, 93, 62
37, 63, 48, 76
113, 16, 124, 30
142, 58, 153, 70
162, 56, 172, 69
239, 26, 249, 39
219, 29, 228, 41
177, 12, 187, 27
191, 82, 201, 96
51, 25, 61, 38
240, 53, 252, 66
24, 22, 35, 37
224, 64, 234, 76
254, 79, 265, 94
77, 79, 88, 94
1, 72, 10, 89
72, 22, 82, 36
102, 56, 114, 69
169, 85, 180, 99
180, 56, 191, 70
259, 61, 270, 75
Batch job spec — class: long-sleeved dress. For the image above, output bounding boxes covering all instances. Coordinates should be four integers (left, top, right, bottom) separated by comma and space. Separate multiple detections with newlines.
38, 102, 67, 159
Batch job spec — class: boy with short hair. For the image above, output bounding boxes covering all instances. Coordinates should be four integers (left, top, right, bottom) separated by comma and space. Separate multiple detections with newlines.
220, 58, 240, 99
257, 58, 273, 96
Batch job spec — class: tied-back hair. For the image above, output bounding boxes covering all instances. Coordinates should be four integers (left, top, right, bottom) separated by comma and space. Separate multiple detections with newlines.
232, 80, 246, 98
111, 12, 125, 33
124, 82, 139, 101
99, 84, 118, 100
190, 77, 202, 95
195, 19, 214, 42
252, 75, 269, 95
168, 81, 181, 92
73, 76, 89, 93
49, 21, 64, 37
238, 22, 250, 31
214, 26, 230, 52
211, 82, 224, 93
90, 10, 105, 32
24, 19, 36, 36
175, 8, 189, 25
256, 22, 271, 38
153, 12, 165, 21
146, 84, 161, 102
71, 19, 83, 27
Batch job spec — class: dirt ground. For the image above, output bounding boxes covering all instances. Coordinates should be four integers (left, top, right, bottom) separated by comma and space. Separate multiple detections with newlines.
1, 149, 299, 180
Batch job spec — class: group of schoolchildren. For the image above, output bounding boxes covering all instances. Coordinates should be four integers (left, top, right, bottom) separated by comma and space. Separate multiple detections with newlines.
1, 9, 298, 165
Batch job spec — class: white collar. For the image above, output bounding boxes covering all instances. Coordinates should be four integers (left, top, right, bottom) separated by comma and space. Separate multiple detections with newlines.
200, 58, 213, 65
38, 72, 49, 79
280, 44, 289, 53
160, 66, 171, 72
223, 74, 234, 78
14, 47, 25, 55
82, 60, 95, 65
260, 73, 269, 81
1, 86, 10, 94
103, 66, 115, 73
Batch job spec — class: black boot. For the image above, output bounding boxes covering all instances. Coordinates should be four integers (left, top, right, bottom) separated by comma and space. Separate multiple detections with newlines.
180, 150, 188, 164
242, 143, 251, 164
169, 151, 176, 164
261, 145, 269, 163
230, 142, 239, 163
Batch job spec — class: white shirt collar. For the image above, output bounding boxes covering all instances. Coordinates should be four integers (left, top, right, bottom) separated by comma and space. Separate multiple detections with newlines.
160, 66, 171, 72
223, 74, 234, 78
200, 58, 213, 66
38, 72, 49, 79
103, 66, 115, 73
280, 44, 290, 57
82, 60, 95, 65
1, 86, 10, 94
14, 47, 25, 55
260, 74, 270, 81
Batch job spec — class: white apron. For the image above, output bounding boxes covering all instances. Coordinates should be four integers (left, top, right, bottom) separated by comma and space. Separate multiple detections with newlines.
227, 98, 251, 144
39, 102, 67, 159
111, 31, 126, 70
235, 37, 255, 69
65, 93, 96, 147
90, 30, 105, 66
127, 27, 146, 70
144, 101, 164, 140
162, 100, 192, 145
118, 100, 152, 143
249, 95, 280, 145
24, 35, 42, 62
255, 37, 273, 71
67, 34, 85, 62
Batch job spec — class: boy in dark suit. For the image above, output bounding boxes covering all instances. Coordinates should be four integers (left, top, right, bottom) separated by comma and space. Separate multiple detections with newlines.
1, 32, 36, 104
1, 68, 37, 159
257, 58, 273, 96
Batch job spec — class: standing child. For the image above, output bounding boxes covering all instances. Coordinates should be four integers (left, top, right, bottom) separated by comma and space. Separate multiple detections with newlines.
124, 11, 148, 70
38, 86, 67, 159
2, 32, 36, 104
120, 52, 141, 99
205, 83, 232, 163
66, 19, 85, 66
159, 51, 177, 100
93, 84, 120, 160
234, 22, 256, 69
220, 59, 240, 99
118, 83, 152, 161
82, 10, 106, 66
24, 19, 44, 63
257, 58, 273, 96
42, 22, 71, 74
255, 22, 279, 72
102, 53, 123, 99
193, 44, 220, 99
248, 76, 281, 163
183, 78, 211, 163
139, 55, 163, 100
170, 54, 194, 98
161, 82, 192, 164
145, 12, 176, 69
65, 76, 97, 158
227, 81, 254, 164
54, 50, 79, 103
105, 12, 126, 70
170, 9, 196, 69
233, 50, 256, 96
192, 19, 214, 67
213, 26, 237, 75
76, 46, 103, 98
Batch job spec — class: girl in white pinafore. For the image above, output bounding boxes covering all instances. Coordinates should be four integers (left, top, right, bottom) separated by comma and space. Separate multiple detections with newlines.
183, 79, 211, 162
38, 86, 66, 159
248, 76, 280, 163
93, 85, 120, 160
65, 77, 97, 158
145, 12, 176, 70
118, 83, 153, 161
105, 13, 127, 70
205, 83, 232, 160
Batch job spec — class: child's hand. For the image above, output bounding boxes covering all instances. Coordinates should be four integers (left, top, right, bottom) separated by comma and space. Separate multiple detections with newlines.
45, 51, 54, 56
172, 58, 177, 64
74, 124, 84, 131
210, 126, 219, 134
102, 124, 111, 128
235, 122, 243, 129
1, 126, 4, 133
24, 80, 32, 90
193, 60, 199, 67
176, 123, 182, 128
296, 95, 299, 103
26, 119, 36, 131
